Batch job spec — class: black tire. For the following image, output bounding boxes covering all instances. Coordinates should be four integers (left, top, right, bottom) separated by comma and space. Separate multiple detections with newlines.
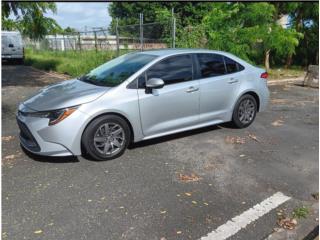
81, 115, 131, 161
231, 94, 257, 128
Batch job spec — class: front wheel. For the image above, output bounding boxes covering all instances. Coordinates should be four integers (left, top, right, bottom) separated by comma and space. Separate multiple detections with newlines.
82, 115, 131, 161
231, 94, 257, 128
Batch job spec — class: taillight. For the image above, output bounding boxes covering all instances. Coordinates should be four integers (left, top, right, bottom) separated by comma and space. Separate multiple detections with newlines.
260, 72, 268, 79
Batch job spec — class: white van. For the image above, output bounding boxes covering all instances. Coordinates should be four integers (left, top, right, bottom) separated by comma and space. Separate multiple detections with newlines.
2, 31, 24, 63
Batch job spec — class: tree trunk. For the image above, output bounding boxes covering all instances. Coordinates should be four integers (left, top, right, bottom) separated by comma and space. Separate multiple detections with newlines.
264, 49, 270, 71
285, 54, 292, 69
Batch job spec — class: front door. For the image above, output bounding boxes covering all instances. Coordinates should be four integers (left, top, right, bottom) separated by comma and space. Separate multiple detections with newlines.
137, 54, 200, 137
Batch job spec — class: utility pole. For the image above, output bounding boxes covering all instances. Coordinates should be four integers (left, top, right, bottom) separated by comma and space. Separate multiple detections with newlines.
172, 8, 176, 49
140, 13, 143, 51
116, 18, 120, 56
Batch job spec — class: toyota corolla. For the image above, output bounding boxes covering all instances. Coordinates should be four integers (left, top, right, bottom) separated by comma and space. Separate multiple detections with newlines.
17, 49, 269, 160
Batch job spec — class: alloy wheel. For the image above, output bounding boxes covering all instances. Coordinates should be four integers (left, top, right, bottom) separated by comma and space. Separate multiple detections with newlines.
93, 123, 125, 156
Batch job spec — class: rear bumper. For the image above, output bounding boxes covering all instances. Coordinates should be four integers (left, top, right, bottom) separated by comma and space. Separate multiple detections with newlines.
2, 54, 23, 59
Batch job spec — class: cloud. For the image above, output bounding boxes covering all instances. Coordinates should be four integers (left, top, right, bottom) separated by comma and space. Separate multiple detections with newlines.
45, 2, 111, 31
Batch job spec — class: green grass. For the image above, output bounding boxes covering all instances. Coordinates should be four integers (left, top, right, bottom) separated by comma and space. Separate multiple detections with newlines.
25, 49, 306, 80
24, 49, 129, 77
268, 67, 305, 80
292, 206, 309, 219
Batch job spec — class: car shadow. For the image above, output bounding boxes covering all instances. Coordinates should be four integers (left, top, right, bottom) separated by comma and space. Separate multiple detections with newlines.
21, 145, 79, 163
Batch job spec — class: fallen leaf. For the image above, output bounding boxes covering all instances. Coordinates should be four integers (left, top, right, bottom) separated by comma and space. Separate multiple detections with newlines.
160, 210, 167, 214
272, 119, 284, 126
192, 201, 197, 205
204, 202, 209, 206
185, 192, 192, 196
34, 230, 43, 234
277, 217, 297, 230
225, 136, 246, 144
2, 136, 15, 142
273, 227, 282, 232
248, 134, 260, 142
239, 154, 246, 157
178, 173, 201, 182
4, 155, 15, 160
176, 231, 182, 234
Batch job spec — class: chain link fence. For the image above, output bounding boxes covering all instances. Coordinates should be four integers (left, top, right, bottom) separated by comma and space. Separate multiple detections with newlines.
25, 14, 176, 56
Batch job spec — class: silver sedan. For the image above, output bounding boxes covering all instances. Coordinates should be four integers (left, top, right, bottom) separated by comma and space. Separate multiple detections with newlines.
17, 49, 269, 160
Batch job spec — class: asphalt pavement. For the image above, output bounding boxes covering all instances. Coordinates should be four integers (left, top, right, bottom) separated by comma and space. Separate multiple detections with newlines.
2, 65, 319, 240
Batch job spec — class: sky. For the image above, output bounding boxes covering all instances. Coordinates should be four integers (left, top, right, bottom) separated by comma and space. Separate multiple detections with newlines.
45, 2, 112, 31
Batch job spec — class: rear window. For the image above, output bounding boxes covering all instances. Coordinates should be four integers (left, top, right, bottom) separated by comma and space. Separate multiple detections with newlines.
224, 56, 244, 73
197, 54, 226, 78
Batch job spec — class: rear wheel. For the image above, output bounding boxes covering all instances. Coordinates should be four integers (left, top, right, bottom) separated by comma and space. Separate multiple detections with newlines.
82, 115, 131, 161
232, 94, 257, 128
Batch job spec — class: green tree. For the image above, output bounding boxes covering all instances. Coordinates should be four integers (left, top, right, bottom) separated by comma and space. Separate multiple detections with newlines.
288, 2, 319, 66
64, 27, 77, 34
2, 2, 61, 40
197, 3, 302, 70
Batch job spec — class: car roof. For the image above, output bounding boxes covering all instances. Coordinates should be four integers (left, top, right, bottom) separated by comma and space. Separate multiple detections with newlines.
138, 48, 230, 57
135, 48, 251, 67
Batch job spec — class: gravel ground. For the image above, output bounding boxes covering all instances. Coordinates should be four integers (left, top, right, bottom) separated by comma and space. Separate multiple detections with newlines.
2, 65, 319, 240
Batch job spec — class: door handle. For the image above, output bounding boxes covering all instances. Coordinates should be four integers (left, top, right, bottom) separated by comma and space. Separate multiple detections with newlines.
228, 78, 239, 84
186, 86, 199, 93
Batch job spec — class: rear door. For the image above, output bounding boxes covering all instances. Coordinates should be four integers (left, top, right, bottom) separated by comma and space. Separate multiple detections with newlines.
1, 35, 10, 56
196, 53, 243, 123
137, 54, 200, 137
2, 34, 23, 58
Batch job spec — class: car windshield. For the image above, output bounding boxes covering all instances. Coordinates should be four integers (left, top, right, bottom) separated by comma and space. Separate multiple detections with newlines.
79, 53, 157, 87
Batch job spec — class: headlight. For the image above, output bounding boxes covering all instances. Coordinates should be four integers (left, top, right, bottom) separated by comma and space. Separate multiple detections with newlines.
21, 106, 78, 126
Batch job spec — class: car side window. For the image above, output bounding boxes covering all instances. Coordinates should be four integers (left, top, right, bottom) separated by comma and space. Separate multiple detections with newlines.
197, 53, 226, 78
146, 54, 193, 85
224, 56, 244, 73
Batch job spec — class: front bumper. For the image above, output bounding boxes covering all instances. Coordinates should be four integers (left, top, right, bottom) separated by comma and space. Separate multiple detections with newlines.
16, 106, 90, 157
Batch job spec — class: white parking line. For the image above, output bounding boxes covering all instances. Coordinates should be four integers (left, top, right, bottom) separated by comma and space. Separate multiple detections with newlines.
200, 192, 291, 240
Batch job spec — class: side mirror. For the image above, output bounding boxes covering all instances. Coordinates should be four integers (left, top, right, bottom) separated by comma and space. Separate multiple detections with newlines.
146, 78, 164, 89
8, 44, 14, 48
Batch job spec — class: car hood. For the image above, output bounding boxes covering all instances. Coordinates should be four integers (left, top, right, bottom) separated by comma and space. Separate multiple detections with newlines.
23, 79, 110, 111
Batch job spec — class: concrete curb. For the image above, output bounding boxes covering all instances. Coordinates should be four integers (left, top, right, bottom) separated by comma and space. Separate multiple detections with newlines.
268, 78, 304, 86
264, 202, 319, 240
